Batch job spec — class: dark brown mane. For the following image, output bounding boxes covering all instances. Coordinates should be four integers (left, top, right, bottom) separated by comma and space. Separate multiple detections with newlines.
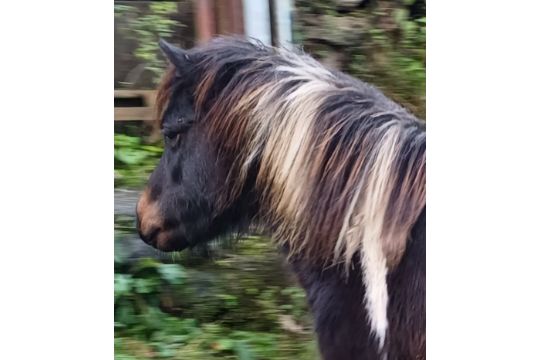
155, 66, 176, 128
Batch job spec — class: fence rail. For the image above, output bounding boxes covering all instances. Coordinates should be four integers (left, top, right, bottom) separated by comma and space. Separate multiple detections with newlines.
114, 90, 156, 121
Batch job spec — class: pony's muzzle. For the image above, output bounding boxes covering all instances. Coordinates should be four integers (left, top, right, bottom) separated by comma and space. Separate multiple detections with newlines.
135, 188, 190, 252
136, 188, 164, 247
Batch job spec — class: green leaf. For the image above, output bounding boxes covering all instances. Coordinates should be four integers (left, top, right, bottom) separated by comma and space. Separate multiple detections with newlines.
216, 338, 235, 351
393, 8, 408, 25
115, 148, 148, 165
132, 258, 161, 273
114, 134, 140, 147
133, 278, 158, 294
218, 293, 238, 307
139, 145, 163, 154
115, 274, 133, 299
234, 340, 254, 360
157, 264, 185, 285
115, 302, 135, 325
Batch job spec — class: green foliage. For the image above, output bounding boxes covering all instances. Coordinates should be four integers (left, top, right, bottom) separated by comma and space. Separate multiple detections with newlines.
115, 2, 181, 84
115, 228, 319, 360
294, 0, 426, 118
114, 133, 162, 188
352, 9, 425, 117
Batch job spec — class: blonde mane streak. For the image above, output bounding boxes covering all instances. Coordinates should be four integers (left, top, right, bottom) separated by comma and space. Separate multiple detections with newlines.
336, 122, 411, 268
258, 80, 332, 223
277, 49, 335, 81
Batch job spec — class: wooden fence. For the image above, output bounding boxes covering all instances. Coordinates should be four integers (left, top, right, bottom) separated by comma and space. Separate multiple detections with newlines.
114, 90, 156, 122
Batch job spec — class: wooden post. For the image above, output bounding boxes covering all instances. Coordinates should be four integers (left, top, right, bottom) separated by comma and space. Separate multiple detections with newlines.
216, 0, 244, 35
228, 0, 245, 34
195, 0, 216, 43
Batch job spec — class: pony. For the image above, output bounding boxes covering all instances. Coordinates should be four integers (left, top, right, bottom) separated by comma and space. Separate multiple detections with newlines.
136, 37, 426, 360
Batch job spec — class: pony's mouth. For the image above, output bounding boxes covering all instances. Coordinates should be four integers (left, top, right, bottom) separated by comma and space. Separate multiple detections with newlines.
137, 225, 189, 252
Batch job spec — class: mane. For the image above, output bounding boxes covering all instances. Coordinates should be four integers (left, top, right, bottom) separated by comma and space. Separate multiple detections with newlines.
155, 66, 176, 128
156, 37, 426, 349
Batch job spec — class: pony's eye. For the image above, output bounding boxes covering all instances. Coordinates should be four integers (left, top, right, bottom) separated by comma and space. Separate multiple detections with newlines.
162, 128, 177, 140
161, 116, 193, 142
162, 126, 182, 144
163, 132, 181, 148
166, 132, 181, 144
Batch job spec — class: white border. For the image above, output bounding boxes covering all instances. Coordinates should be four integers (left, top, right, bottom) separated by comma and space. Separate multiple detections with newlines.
1, 1, 539, 359
428, 1, 540, 358
0, 1, 113, 359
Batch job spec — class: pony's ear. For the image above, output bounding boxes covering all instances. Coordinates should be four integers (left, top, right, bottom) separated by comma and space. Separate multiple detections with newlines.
159, 39, 191, 73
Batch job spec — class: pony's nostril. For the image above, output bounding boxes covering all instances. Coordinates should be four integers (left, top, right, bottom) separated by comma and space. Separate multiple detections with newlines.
139, 226, 161, 245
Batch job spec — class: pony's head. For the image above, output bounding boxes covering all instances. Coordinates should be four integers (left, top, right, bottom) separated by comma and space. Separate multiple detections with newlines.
136, 39, 257, 252
137, 37, 426, 272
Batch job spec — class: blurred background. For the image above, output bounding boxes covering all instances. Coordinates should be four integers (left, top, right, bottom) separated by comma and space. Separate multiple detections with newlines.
114, 1, 425, 359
